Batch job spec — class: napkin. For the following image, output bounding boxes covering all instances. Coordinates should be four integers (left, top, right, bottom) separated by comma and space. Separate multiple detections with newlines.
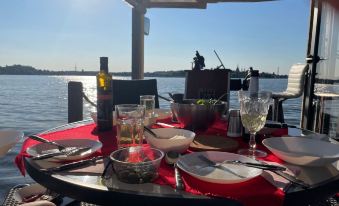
260, 161, 301, 191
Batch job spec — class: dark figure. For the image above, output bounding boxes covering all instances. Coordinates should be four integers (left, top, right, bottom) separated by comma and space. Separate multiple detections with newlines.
193, 51, 205, 70
243, 67, 254, 90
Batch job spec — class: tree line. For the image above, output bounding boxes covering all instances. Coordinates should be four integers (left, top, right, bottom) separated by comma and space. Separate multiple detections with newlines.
0, 64, 287, 78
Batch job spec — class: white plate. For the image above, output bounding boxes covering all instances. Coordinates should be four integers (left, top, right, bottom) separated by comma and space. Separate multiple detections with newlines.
177, 151, 262, 184
0, 130, 24, 157
26, 139, 102, 162
262, 136, 339, 166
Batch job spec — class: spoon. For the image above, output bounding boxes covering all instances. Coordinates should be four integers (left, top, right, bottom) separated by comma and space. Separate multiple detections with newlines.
165, 151, 185, 190
144, 126, 160, 138
157, 94, 172, 102
168, 92, 175, 101
213, 92, 228, 105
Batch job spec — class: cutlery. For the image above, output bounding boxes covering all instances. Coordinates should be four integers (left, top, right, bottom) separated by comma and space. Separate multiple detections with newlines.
42, 156, 104, 172
28, 135, 66, 151
272, 169, 310, 189
168, 92, 175, 101
144, 126, 162, 139
197, 155, 246, 178
213, 92, 228, 105
197, 155, 285, 171
224, 160, 286, 171
258, 161, 310, 189
157, 94, 172, 102
32, 146, 92, 160
155, 122, 177, 128
165, 151, 185, 190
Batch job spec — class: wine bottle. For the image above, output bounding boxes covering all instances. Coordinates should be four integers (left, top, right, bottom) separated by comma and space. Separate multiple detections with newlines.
249, 69, 259, 94
96, 57, 113, 131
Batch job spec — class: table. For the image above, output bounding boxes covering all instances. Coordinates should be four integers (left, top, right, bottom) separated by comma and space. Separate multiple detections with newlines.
20, 119, 339, 206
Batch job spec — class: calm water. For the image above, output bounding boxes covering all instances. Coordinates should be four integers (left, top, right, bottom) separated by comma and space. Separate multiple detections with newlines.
0, 75, 301, 202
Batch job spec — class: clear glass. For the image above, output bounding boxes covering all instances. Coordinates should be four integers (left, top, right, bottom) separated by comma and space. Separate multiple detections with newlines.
238, 91, 272, 158
140, 95, 155, 117
115, 104, 145, 148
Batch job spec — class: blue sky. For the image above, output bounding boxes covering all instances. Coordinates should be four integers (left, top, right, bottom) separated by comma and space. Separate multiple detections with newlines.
0, 0, 310, 74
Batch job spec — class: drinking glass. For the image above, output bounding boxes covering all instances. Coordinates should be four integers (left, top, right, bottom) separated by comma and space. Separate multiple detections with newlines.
115, 104, 145, 148
140, 95, 155, 117
238, 91, 272, 158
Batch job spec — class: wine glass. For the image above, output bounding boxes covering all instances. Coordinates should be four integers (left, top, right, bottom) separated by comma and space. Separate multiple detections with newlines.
238, 91, 272, 158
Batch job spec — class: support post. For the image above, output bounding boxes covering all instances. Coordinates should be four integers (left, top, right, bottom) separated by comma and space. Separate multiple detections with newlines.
131, 7, 145, 80
68, 81, 83, 123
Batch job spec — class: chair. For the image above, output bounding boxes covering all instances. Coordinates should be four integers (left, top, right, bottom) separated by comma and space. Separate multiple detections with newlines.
184, 70, 231, 101
68, 79, 159, 123
112, 79, 159, 109
271, 63, 308, 122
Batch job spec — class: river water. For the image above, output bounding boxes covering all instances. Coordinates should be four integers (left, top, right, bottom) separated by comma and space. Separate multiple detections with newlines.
0, 75, 301, 202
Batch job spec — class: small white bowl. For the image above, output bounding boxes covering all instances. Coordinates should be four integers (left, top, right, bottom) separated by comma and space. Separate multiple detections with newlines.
0, 130, 23, 157
144, 128, 195, 153
263, 136, 339, 166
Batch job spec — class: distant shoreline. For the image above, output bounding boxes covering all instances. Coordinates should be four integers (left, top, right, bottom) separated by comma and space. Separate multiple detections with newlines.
0, 65, 288, 79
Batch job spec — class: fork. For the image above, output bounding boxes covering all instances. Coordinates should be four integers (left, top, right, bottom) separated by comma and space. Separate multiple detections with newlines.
198, 155, 286, 171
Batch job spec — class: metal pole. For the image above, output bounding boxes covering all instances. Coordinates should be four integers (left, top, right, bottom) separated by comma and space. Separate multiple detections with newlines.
131, 7, 145, 80
68, 81, 83, 123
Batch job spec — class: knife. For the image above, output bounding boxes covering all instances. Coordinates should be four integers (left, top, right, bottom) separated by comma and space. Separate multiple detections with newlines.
198, 155, 286, 171
33, 147, 92, 160
42, 156, 104, 172
272, 170, 310, 189
224, 160, 286, 171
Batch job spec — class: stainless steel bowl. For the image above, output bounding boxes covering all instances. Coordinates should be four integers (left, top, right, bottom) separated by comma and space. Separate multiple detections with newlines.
171, 99, 228, 130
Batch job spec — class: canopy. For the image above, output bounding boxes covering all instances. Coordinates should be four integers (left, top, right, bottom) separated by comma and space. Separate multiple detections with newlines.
125, 0, 274, 9
124, 0, 275, 79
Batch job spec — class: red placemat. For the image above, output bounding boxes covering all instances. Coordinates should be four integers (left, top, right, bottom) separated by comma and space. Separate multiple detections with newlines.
15, 118, 287, 206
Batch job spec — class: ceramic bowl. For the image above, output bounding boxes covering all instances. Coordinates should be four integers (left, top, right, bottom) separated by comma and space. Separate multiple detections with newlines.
144, 128, 196, 153
171, 99, 228, 130
262, 136, 339, 166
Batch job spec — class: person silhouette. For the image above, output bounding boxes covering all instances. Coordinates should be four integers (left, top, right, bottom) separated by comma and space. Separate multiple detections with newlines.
193, 51, 205, 70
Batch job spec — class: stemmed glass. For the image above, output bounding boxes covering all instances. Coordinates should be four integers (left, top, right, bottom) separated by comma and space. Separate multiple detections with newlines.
238, 91, 272, 158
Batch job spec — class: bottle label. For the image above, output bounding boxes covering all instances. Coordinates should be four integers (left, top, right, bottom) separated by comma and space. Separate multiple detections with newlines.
97, 94, 112, 100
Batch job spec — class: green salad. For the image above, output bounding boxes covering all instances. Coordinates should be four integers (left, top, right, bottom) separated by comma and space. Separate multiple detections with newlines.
196, 99, 219, 105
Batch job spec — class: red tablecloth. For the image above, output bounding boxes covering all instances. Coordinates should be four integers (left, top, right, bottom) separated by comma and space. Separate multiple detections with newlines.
15, 118, 288, 206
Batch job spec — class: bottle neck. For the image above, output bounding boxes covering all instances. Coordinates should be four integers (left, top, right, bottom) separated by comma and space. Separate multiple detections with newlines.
100, 66, 108, 73
249, 76, 259, 93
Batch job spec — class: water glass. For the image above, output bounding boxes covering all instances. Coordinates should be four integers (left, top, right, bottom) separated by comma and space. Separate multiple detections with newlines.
140, 95, 155, 117
115, 104, 145, 148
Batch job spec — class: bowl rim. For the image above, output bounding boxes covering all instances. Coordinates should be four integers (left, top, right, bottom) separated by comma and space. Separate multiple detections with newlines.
145, 128, 196, 140
109, 146, 164, 165
171, 99, 228, 106
262, 137, 339, 158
